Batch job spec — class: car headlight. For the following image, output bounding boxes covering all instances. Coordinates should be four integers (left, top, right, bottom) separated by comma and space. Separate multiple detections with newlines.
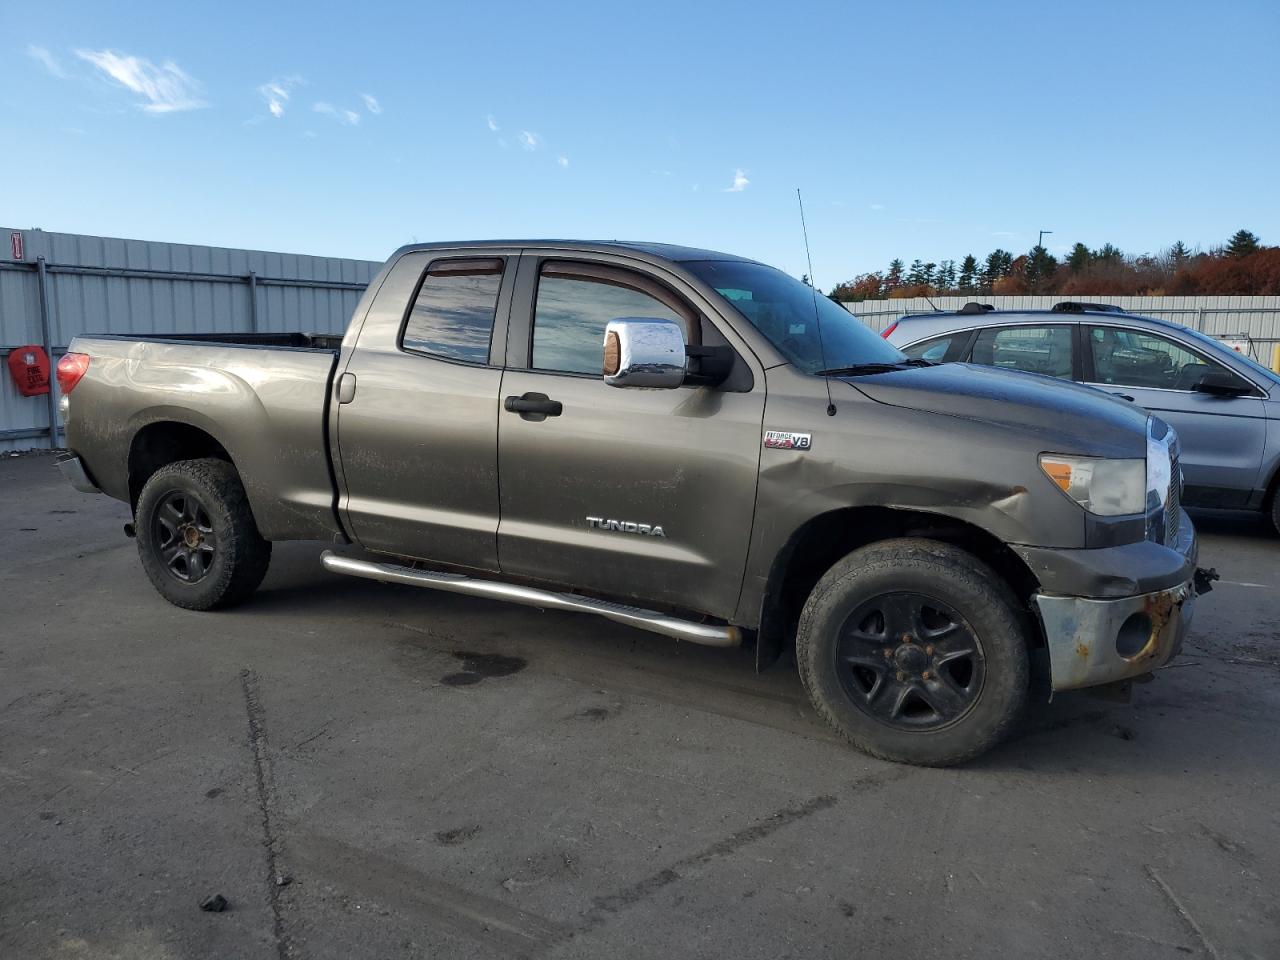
1039, 454, 1146, 516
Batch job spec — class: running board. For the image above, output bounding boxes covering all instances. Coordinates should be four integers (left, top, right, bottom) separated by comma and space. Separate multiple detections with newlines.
320, 551, 742, 648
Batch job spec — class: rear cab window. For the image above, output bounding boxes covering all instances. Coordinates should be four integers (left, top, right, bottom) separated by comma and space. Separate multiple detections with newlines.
401, 258, 505, 363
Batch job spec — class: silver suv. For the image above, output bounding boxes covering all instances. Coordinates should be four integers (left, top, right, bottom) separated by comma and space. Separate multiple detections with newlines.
885, 302, 1280, 534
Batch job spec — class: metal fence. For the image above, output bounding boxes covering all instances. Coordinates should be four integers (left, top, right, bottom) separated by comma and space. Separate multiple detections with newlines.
1, 227, 380, 452
844, 294, 1280, 358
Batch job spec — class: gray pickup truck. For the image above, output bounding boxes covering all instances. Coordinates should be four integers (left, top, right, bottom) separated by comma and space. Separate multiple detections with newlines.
55, 240, 1207, 765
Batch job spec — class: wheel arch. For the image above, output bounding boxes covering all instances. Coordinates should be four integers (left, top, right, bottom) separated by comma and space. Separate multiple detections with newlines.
127, 419, 235, 510
755, 506, 1043, 671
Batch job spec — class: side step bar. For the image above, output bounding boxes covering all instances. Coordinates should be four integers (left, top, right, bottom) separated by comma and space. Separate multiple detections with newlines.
320, 551, 742, 648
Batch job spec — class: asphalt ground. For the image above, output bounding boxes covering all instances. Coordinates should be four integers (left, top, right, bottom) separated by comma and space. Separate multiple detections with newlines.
2, 451, 1278, 959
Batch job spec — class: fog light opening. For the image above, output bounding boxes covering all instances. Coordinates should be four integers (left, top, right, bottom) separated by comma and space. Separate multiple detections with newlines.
1116, 612, 1153, 659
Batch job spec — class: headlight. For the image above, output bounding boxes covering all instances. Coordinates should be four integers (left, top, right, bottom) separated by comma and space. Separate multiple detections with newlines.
1039, 454, 1146, 516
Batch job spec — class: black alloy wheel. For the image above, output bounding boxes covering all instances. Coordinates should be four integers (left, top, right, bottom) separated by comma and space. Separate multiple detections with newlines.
836, 592, 985, 731
153, 490, 218, 583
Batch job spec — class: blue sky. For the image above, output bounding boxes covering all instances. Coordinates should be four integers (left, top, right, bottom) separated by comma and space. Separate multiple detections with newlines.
3, 0, 1278, 286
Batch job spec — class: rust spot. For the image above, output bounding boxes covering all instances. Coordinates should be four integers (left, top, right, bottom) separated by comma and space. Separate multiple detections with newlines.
1075, 641, 1090, 659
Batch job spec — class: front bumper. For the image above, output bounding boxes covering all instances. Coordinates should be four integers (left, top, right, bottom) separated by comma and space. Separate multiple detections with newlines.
55, 452, 100, 494
1030, 508, 1198, 691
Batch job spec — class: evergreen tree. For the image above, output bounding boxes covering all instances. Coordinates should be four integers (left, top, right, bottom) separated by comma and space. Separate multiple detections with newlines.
1093, 243, 1123, 262
885, 258, 904, 290
958, 254, 977, 291
984, 249, 1011, 281
1025, 245, 1059, 289
906, 259, 926, 285
1226, 229, 1260, 258
937, 260, 956, 290
1067, 242, 1091, 272
922, 262, 937, 286
1168, 240, 1191, 267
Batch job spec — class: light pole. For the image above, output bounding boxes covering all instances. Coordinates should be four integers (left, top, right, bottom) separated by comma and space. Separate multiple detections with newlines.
1038, 229, 1053, 250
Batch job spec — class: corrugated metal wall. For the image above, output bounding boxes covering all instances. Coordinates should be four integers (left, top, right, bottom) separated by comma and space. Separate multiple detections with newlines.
1, 227, 380, 452
846, 294, 1280, 346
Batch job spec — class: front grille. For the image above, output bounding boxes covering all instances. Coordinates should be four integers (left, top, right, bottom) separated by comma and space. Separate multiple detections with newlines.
1165, 454, 1181, 545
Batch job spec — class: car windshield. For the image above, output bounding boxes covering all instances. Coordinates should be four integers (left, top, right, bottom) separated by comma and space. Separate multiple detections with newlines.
1181, 327, 1280, 386
686, 260, 906, 373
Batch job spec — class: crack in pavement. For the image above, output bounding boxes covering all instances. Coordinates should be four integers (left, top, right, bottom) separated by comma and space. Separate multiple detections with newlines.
580, 770, 904, 932
1145, 864, 1221, 960
241, 669, 292, 960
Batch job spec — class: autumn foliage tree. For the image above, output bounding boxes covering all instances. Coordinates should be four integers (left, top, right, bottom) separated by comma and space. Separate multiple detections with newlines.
827, 230, 1277, 300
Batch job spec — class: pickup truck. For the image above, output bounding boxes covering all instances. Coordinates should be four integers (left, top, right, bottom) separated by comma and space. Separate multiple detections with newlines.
54, 240, 1206, 765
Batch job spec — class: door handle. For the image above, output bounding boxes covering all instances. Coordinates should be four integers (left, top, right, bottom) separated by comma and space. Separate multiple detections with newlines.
504, 392, 563, 421
1111, 392, 1135, 402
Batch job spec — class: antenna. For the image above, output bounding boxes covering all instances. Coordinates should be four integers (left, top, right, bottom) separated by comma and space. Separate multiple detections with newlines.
923, 294, 941, 312
797, 189, 836, 416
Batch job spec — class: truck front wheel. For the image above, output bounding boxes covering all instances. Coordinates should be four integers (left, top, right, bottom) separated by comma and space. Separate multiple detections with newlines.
135, 458, 272, 610
797, 538, 1028, 766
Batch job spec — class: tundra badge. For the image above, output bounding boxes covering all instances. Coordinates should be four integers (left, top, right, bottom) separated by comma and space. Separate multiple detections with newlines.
764, 430, 812, 450
586, 517, 667, 538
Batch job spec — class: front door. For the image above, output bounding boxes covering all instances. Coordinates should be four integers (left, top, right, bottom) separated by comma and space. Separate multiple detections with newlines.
1083, 324, 1267, 505
335, 249, 517, 569
495, 254, 765, 620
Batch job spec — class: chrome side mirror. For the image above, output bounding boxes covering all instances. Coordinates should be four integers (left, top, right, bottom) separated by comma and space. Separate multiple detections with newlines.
602, 318, 686, 388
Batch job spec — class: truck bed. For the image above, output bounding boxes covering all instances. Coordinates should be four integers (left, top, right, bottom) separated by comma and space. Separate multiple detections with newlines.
64, 333, 344, 542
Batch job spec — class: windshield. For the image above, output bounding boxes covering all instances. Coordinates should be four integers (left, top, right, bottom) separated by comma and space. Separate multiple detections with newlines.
1182, 327, 1280, 387
686, 260, 906, 373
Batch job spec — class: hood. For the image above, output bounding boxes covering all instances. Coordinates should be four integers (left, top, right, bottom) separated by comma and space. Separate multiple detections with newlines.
844, 363, 1149, 458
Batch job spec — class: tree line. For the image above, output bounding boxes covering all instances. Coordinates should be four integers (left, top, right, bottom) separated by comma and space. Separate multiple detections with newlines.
827, 229, 1280, 301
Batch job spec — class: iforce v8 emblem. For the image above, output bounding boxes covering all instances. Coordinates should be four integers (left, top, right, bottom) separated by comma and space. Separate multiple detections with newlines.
763, 430, 812, 451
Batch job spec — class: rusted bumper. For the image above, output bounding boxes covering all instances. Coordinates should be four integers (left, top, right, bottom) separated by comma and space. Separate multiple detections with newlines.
1034, 580, 1195, 691
1032, 509, 1198, 692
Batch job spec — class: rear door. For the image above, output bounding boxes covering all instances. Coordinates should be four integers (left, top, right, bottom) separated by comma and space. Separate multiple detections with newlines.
334, 249, 517, 569
495, 253, 765, 619
1083, 324, 1267, 505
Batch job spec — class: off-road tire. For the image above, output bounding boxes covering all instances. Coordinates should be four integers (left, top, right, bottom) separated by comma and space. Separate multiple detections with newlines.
797, 538, 1029, 766
135, 458, 271, 610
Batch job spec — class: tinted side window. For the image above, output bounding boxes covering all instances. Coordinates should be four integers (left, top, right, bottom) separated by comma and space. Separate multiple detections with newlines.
971, 325, 1073, 379
1089, 326, 1231, 391
532, 265, 687, 375
402, 258, 504, 363
903, 335, 956, 362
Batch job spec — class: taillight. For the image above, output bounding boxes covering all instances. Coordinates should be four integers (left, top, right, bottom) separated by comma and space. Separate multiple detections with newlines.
881, 321, 899, 339
56, 353, 90, 394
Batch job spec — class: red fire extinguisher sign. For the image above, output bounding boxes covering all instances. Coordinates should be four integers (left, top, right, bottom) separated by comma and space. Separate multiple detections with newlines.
7, 345, 52, 397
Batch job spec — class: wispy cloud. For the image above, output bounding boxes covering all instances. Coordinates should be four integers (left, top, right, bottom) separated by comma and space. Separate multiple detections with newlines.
557, 155, 569, 168
486, 114, 499, 132
519, 130, 542, 151
360, 93, 381, 114
724, 169, 749, 193
869, 203, 885, 210
313, 101, 360, 125
258, 76, 301, 118
27, 44, 67, 78
76, 49, 207, 113
992, 230, 1018, 237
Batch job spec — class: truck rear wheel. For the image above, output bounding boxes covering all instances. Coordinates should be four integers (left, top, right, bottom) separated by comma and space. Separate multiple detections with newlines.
797, 538, 1028, 766
135, 458, 271, 610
